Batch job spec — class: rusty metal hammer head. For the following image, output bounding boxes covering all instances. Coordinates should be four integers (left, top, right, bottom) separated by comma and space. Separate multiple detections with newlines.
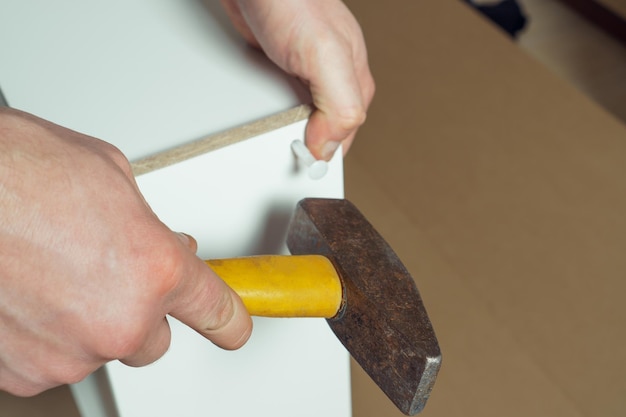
286, 198, 441, 415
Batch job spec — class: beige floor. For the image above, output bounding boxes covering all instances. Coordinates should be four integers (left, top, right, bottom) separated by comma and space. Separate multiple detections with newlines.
2, 1, 625, 416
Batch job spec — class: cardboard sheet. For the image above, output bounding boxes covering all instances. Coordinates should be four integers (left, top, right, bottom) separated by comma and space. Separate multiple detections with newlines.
2, 0, 626, 416
343, 0, 626, 416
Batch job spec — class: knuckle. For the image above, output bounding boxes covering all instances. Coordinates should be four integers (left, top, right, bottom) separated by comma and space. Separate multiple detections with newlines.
47, 364, 93, 387
149, 238, 187, 295
97, 322, 147, 360
130, 233, 185, 298
85, 299, 153, 360
337, 105, 367, 131
93, 238, 183, 360
101, 142, 134, 175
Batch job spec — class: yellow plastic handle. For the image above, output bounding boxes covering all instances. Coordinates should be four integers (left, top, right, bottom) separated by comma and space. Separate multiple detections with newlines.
206, 255, 342, 318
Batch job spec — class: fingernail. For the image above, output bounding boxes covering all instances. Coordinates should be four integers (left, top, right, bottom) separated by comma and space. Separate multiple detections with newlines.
176, 232, 198, 253
176, 232, 190, 245
321, 141, 341, 161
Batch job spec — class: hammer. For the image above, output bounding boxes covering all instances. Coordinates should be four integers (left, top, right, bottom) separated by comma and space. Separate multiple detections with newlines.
205, 198, 441, 415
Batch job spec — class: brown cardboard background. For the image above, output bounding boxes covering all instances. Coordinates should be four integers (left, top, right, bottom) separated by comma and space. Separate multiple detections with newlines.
1, 1, 626, 416
344, 0, 626, 416
601, 0, 626, 18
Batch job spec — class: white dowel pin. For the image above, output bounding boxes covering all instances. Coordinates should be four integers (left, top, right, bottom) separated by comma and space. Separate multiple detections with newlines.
291, 139, 328, 180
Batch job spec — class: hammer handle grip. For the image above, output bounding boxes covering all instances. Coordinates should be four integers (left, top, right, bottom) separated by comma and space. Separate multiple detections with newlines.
205, 255, 342, 318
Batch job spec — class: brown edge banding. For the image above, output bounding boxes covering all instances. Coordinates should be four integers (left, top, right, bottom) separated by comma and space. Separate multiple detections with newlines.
131, 103, 314, 176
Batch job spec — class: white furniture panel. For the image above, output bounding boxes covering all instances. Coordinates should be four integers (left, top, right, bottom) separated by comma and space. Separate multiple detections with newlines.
1, 1, 352, 416
0, 0, 309, 161
75, 120, 350, 417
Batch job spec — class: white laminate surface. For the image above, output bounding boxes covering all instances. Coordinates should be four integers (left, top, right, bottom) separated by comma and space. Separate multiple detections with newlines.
1, 2, 350, 416
0, 0, 309, 161
99, 119, 351, 417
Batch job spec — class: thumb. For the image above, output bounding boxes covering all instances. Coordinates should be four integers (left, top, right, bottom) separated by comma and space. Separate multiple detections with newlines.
303, 42, 371, 161
167, 247, 253, 350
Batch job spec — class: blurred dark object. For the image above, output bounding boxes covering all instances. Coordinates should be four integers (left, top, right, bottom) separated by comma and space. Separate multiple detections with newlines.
556, 0, 626, 45
465, 0, 528, 38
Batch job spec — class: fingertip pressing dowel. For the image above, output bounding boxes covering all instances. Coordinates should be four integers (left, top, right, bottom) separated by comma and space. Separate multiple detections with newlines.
291, 139, 328, 180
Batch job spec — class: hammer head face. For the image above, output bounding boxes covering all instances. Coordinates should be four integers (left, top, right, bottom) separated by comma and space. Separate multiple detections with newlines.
287, 198, 441, 415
